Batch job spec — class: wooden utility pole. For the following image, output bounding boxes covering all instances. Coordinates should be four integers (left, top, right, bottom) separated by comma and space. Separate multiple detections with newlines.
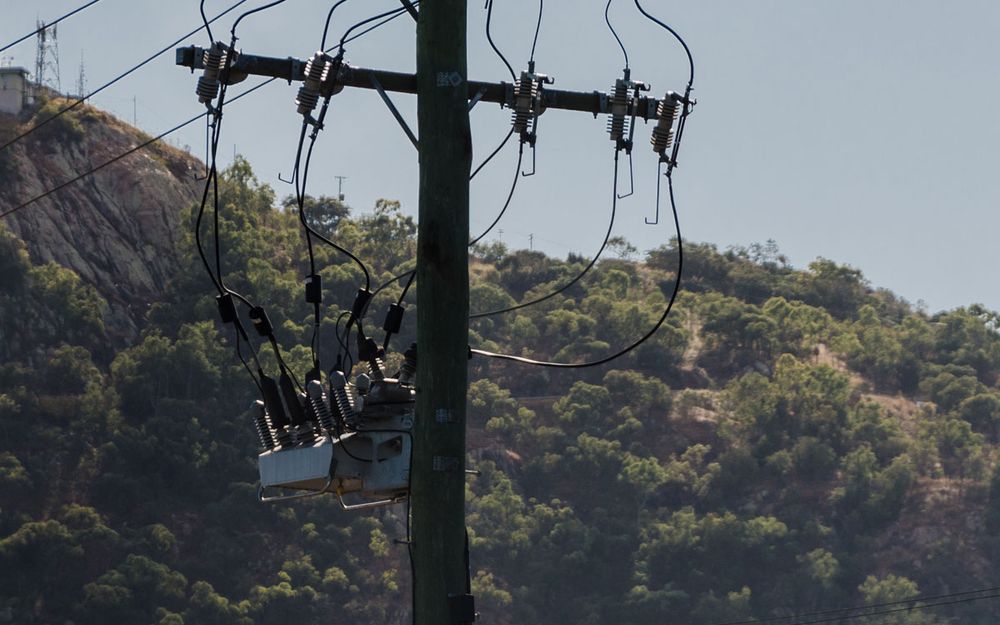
175, 13, 681, 621
413, 1, 472, 624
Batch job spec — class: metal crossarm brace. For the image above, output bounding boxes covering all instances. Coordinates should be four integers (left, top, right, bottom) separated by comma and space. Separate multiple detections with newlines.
176, 46, 666, 120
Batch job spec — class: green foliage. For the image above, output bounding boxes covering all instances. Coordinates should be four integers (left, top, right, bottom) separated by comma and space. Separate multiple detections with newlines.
5, 156, 1000, 624
29, 98, 86, 144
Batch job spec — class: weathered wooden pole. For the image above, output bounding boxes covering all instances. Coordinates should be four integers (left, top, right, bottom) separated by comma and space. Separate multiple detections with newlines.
412, 0, 472, 623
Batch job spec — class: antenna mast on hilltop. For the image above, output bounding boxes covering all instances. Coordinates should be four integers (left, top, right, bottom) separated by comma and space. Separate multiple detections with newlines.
34, 21, 61, 92
75, 51, 86, 96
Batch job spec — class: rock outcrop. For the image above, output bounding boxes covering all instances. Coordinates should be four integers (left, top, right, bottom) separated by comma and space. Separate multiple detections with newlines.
0, 101, 203, 342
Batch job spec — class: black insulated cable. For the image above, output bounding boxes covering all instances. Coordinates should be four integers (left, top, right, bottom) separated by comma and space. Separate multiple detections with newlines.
470, 150, 623, 319
321, 0, 352, 51
633, 0, 694, 86
484, 0, 516, 80
338, 4, 419, 52
471, 173, 683, 369
470, 127, 515, 181
605, 0, 629, 70
231, 0, 290, 39
295, 102, 372, 291
469, 0, 543, 243
469, 144, 523, 247
338, 2, 418, 48
200, 0, 216, 43
529, 0, 544, 65
0, 0, 104, 54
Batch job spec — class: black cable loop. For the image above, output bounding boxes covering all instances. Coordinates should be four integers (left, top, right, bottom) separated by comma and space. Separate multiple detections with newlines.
321, 0, 352, 50
339, 4, 418, 52
194, 158, 224, 294
470, 127, 515, 181
231, 0, 289, 39
296, 129, 372, 291
208, 35, 239, 294
485, 0, 516, 80
360, 268, 417, 321
529, 0, 544, 65
293, 124, 317, 276
333, 309, 352, 366
469, 143, 523, 247
605, 0, 629, 70
235, 328, 265, 395
383, 270, 416, 351
470, 173, 683, 369
200, 0, 216, 43
338, 3, 416, 48
470, 150, 622, 319
633, 0, 694, 87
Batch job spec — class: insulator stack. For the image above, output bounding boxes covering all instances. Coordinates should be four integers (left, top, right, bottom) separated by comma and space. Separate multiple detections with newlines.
272, 422, 294, 448
252, 400, 276, 450
330, 371, 358, 430
369, 356, 386, 381
398, 344, 417, 386
196, 43, 229, 104
307, 380, 337, 434
607, 78, 630, 146
294, 392, 319, 445
651, 94, 679, 158
511, 72, 538, 139
296, 51, 331, 116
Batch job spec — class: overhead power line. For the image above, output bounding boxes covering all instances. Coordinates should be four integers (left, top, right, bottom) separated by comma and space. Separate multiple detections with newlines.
710, 584, 1000, 625
0, 0, 251, 153
0, 0, 105, 55
0, 77, 275, 220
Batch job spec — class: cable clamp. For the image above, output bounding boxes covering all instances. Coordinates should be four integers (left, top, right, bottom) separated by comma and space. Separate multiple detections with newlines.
448, 593, 477, 624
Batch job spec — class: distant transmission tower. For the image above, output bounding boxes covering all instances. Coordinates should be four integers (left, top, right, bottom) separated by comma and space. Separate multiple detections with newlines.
75, 51, 86, 96
34, 21, 61, 92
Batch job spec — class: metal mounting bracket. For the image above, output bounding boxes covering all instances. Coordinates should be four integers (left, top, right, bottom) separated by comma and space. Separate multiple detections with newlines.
468, 86, 487, 112
336, 488, 408, 511
258, 474, 334, 503
371, 73, 419, 151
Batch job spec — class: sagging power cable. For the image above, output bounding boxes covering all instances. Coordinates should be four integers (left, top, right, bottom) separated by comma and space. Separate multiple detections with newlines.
471, 0, 694, 367
0, 0, 104, 54
469, 0, 547, 244
338, 4, 419, 52
470, 149, 622, 319
471, 173, 683, 369
634, 0, 695, 224
711, 584, 1000, 625
294, 3, 421, 372
196, 2, 311, 396
0, 77, 274, 221
285, 3, 421, 375
0, 0, 251, 153
469, 144, 523, 247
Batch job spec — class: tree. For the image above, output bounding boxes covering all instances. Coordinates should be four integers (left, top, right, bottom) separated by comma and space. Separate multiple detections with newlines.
282, 194, 350, 237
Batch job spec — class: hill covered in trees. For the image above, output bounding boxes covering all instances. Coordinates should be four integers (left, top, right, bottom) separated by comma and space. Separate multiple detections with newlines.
3, 149, 1000, 624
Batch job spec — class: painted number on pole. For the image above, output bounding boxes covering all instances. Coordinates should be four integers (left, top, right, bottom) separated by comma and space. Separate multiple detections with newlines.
436, 71, 463, 87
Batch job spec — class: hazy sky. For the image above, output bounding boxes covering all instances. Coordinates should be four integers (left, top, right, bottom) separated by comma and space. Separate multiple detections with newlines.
3, 1, 999, 314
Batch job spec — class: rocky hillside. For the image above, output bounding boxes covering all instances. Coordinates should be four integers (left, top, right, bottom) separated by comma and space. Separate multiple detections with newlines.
0, 98, 202, 341
3, 101, 1000, 625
